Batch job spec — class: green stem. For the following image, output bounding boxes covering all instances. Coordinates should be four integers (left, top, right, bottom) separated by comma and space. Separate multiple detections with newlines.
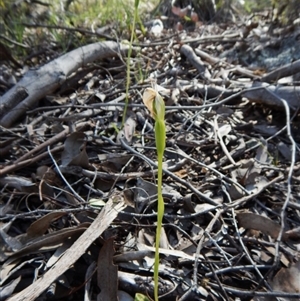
154, 151, 164, 301
153, 112, 166, 301
122, 1, 139, 127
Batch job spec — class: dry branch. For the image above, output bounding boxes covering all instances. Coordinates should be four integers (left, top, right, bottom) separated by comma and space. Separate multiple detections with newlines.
0, 41, 132, 128
243, 82, 300, 109
180, 44, 211, 80
261, 59, 300, 83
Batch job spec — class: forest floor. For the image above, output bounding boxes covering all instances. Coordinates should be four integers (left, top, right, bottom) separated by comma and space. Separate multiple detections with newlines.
0, 3, 300, 301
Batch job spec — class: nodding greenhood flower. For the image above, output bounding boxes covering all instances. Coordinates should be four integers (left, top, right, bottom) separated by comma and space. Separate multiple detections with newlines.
143, 88, 166, 155
142, 88, 164, 119
153, 92, 165, 121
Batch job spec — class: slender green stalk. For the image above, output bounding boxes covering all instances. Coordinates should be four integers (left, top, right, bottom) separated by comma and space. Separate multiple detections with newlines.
122, 0, 139, 126
154, 120, 165, 300
143, 88, 166, 301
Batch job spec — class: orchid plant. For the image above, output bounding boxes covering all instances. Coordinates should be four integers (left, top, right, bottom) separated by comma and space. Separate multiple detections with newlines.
143, 87, 166, 301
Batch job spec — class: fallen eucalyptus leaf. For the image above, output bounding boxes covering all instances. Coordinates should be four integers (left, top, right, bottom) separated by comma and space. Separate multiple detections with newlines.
26, 211, 66, 239
61, 132, 89, 168
0, 276, 21, 300
236, 212, 288, 241
97, 238, 118, 301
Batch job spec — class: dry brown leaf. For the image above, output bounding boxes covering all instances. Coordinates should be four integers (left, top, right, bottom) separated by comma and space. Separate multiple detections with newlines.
36, 165, 59, 185
137, 243, 200, 261
0, 176, 35, 192
182, 193, 196, 213
284, 226, 300, 243
277, 141, 293, 161
0, 276, 21, 300
173, 169, 188, 178
61, 132, 89, 168
271, 260, 300, 293
134, 177, 158, 213
4, 224, 89, 265
26, 212, 67, 239
98, 153, 132, 171
264, 246, 290, 267
117, 116, 136, 144
255, 139, 271, 164
236, 212, 286, 240
113, 250, 152, 264
97, 238, 118, 301
0, 226, 23, 254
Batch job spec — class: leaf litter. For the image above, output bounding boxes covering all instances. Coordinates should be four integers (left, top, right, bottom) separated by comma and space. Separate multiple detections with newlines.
0, 7, 300, 301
